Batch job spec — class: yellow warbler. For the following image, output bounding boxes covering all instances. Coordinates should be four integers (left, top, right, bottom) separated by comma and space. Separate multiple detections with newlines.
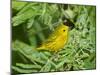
37, 19, 74, 52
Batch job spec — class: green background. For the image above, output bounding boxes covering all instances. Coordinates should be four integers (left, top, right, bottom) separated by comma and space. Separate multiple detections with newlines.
12, 1, 96, 74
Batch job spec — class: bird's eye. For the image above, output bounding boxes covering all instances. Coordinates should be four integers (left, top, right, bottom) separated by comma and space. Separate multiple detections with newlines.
63, 30, 66, 32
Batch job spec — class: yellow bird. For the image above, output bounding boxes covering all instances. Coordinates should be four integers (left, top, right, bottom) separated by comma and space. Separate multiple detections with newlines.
37, 19, 74, 52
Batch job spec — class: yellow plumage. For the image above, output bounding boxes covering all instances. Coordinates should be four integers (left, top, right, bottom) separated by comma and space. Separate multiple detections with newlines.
37, 20, 74, 52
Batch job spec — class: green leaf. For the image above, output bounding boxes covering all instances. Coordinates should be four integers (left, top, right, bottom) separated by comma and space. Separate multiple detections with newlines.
16, 63, 41, 69
12, 1, 27, 11
12, 9, 40, 26
12, 66, 37, 73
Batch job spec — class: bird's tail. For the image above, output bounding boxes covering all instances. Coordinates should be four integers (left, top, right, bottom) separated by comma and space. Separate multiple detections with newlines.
36, 46, 47, 51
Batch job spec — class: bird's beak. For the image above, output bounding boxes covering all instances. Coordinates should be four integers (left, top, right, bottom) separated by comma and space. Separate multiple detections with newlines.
63, 19, 75, 30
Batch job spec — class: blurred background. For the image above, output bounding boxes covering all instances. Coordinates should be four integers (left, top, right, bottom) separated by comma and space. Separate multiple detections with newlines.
12, 1, 96, 74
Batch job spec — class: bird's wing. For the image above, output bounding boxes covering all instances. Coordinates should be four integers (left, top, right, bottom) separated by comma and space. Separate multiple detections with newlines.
43, 36, 57, 50
46, 35, 57, 43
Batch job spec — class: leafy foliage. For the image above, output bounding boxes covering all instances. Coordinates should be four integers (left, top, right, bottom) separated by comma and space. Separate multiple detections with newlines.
12, 1, 96, 74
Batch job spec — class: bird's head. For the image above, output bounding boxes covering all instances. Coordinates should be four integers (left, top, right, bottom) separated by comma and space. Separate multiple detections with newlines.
54, 18, 75, 36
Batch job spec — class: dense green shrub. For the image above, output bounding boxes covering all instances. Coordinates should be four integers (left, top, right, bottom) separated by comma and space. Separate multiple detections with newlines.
12, 1, 96, 74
